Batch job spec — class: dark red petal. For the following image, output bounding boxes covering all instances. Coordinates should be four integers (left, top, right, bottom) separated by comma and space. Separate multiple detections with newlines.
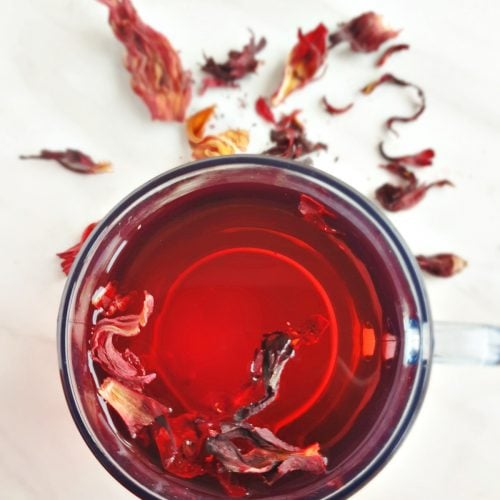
329, 12, 399, 53
375, 179, 452, 211
362, 74, 426, 134
271, 24, 328, 105
20, 149, 111, 174
321, 96, 354, 115
234, 315, 327, 421
416, 253, 467, 277
91, 291, 156, 389
298, 194, 339, 235
255, 97, 276, 124
376, 43, 410, 67
56, 222, 98, 275
153, 414, 210, 478
379, 142, 434, 167
205, 422, 326, 479
263, 110, 327, 159
200, 33, 266, 89
98, 0, 191, 121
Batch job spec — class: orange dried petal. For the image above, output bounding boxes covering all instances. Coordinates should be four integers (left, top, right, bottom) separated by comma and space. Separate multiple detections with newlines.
186, 105, 217, 144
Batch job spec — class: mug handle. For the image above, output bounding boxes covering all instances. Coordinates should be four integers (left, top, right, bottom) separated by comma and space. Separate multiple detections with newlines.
434, 322, 500, 365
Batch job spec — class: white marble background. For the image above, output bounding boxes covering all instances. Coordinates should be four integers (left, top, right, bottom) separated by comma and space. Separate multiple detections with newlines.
1, 0, 499, 498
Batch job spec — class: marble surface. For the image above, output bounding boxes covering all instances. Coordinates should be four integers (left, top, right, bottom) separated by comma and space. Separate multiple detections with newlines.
1, 0, 500, 498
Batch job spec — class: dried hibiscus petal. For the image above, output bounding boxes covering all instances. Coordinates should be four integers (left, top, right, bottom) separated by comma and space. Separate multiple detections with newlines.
375, 163, 452, 212
57, 222, 98, 275
416, 253, 467, 277
92, 281, 142, 318
235, 315, 327, 421
263, 110, 327, 159
329, 12, 399, 53
379, 141, 434, 167
153, 413, 212, 479
376, 43, 410, 67
255, 97, 276, 124
298, 194, 338, 235
99, 378, 170, 437
186, 106, 249, 159
321, 96, 354, 115
200, 33, 266, 93
206, 422, 326, 482
20, 149, 111, 174
98, 0, 191, 121
271, 23, 328, 106
362, 74, 426, 134
91, 290, 156, 389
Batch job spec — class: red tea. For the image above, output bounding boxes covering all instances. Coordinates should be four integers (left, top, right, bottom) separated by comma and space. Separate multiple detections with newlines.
88, 181, 402, 496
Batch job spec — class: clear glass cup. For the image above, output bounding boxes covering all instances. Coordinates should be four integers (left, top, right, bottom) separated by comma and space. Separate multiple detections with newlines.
57, 154, 500, 499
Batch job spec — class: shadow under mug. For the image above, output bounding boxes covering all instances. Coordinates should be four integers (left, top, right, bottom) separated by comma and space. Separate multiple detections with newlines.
57, 154, 499, 499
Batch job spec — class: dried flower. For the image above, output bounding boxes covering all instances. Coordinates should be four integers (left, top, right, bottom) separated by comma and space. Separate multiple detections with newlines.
91, 290, 156, 390
321, 96, 354, 115
416, 253, 467, 277
329, 12, 399, 52
200, 33, 266, 93
20, 149, 111, 174
206, 422, 326, 482
379, 141, 434, 167
99, 378, 170, 437
57, 222, 98, 275
375, 163, 452, 211
271, 24, 328, 106
362, 74, 425, 134
255, 97, 276, 124
235, 315, 327, 421
98, 0, 191, 121
376, 43, 410, 67
298, 194, 338, 235
263, 110, 327, 159
186, 106, 249, 159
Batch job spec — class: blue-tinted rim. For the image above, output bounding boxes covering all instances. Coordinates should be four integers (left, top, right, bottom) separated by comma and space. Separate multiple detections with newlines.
57, 154, 433, 499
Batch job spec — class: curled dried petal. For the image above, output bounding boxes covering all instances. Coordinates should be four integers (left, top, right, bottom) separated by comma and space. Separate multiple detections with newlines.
379, 141, 434, 167
263, 110, 326, 159
99, 378, 170, 437
329, 12, 399, 53
235, 315, 327, 421
98, 0, 191, 121
206, 422, 326, 481
91, 291, 156, 389
271, 24, 328, 106
298, 194, 338, 235
255, 97, 276, 124
375, 178, 452, 212
321, 96, 354, 115
186, 105, 217, 143
416, 253, 467, 277
186, 106, 249, 159
57, 222, 98, 275
362, 74, 426, 133
376, 43, 410, 67
20, 149, 111, 174
200, 33, 266, 92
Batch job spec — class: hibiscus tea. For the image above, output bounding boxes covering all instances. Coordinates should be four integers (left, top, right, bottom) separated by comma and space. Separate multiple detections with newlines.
69, 162, 423, 498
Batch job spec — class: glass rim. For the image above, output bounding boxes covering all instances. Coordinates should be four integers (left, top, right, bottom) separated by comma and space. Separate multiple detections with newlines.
57, 153, 433, 499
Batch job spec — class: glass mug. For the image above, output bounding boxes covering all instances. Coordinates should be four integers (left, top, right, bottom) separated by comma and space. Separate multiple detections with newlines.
57, 154, 499, 499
